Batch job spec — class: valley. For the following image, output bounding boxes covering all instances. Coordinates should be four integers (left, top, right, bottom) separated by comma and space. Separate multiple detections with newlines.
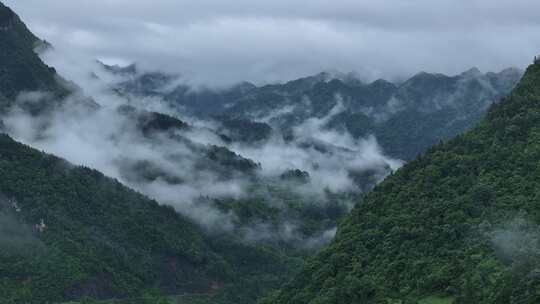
0, 1, 538, 303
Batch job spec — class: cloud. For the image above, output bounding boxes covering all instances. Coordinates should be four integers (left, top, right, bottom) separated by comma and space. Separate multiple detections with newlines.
486, 217, 540, 264
4, 0, 540, 86
229, 98, 402, 197
0, 50, 402, 248
2, 86, 247, 232
5, 0, 535, 248
242, 221, 337, 250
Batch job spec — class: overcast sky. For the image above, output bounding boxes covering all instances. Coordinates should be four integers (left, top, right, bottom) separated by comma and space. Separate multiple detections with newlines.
5, 0, 540, 86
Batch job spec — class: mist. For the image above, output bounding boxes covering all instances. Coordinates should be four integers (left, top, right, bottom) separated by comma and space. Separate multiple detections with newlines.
0, 195, 44, 254
487, 217, 540, 264
231, 100, 402, 196
0, 46, 403, 247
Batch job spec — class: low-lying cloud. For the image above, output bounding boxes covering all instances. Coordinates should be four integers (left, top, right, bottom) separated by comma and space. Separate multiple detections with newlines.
0, 48, 401, 247
3, 92, 245, 229
487, 217, 540, 264
232, 99, 402, 196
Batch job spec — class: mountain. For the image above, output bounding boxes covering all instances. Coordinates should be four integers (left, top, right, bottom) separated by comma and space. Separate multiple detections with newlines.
0, 134, 219, 302
264, 59, 540, 303
0, 3, 301, 303
109, 64, 522, 161
87, 59, 522, 304
362, 67, 523, 159
0, 2, 69, 111
0, 132, 302, 304
0, 2, 532, 303
235, 67, 520, 161
0, 2, 347, 258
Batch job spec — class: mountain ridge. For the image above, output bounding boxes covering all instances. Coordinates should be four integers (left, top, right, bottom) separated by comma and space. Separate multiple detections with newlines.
105, 62, 522, 160
264, 58, 540, 304
0, 2, 68, 104
0, 3, 301, 303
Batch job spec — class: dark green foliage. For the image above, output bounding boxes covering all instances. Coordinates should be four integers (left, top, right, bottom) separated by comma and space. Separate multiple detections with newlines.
0, 3, 68, 106
0, 3, 345, 304
0, 3, 530, 304
210, 182, 349, 246
266, 60, 540, 304
0, 134, 220, 302
0, 134, 299, 304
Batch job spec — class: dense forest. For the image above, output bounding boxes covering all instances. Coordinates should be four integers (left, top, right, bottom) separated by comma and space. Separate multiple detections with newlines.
0, 2, 69, 109
265, 59, 540, 304
0, 1, 536, 303
0, 3, 303, 303
0, 132, 307, 304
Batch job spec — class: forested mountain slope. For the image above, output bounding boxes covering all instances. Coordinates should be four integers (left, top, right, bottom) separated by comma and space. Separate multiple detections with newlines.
0, 2, 68, 107
0, 3, 299, 303
0, 2, 532, 303
0, 134, 221, 302
265, 59, 540, 304
0, 133, 300, 304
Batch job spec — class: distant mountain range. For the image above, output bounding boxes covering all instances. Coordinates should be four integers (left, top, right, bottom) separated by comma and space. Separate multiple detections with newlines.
105, 62, 522, 160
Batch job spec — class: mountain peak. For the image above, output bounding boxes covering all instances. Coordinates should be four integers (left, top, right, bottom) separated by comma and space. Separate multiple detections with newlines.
317, 70, 364, 85
97, 60, 138, 75
231, 81, 257, 92
460, 67, 483, 78
510, 56, 540, 97
369, 78, 396, 87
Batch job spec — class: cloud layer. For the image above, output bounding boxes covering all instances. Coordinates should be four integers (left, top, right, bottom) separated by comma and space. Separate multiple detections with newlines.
5, 0, 540, 86
0, 54, 400, 247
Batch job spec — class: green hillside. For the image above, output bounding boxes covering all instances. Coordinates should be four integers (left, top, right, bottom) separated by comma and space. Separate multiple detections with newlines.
265, 59, 540, 304
0, 133, 218, 302
0, 2, 68, 107
0, 3, 300, 303
0, 132, 301, 304
2, 1, 536, 303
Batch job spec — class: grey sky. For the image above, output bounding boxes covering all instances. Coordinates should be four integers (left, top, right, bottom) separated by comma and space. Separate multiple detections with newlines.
5, 0, 540, 86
